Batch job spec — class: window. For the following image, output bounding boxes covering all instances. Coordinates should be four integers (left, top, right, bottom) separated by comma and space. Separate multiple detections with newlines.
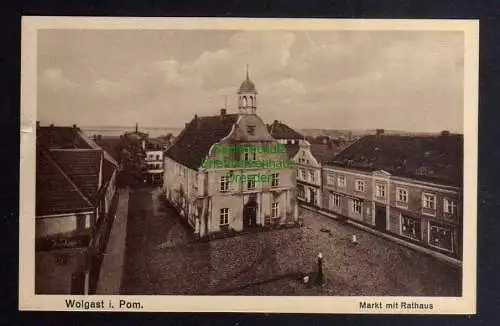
156, 155, 160, 160
309, 170, 315, 182
247, 125, 256, 135
352, 199, 362, 215
429, 221, 453, 251
220, 208, 229, 226
300, 169, 306, 180
422, 193, 436, 209
244, 152, 256, 161
220, 175, 230, 192
271, 202, 280, 218
376, 184, 386, 198
337, 175, 346, 188
444, 198, 457, 214
355, 180, 365, 192
271, 173, 279, 187
397, 188, 408, 203
330, 193, 341, 209
401, 215, 421, 240
327, 172, 335, 185
247, 175, 256, 190
297, 184, 305, 198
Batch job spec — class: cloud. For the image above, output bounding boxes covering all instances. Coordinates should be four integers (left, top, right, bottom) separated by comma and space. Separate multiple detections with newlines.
187, 31, 296, 90
37, 30, 464, 133
41, 68, 78, 91
91, 79, 131, 97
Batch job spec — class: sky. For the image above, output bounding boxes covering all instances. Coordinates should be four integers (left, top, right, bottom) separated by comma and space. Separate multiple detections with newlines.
37, 29, 464, 133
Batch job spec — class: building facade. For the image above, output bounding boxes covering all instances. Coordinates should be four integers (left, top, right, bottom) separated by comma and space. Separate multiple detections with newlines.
320, 132, 463, 259
163, 71, 299, 238
292, 141, 322, 208
145, 145, 164, 185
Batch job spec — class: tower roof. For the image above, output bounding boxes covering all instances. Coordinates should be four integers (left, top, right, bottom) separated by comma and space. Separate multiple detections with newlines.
238, 65, 257, 93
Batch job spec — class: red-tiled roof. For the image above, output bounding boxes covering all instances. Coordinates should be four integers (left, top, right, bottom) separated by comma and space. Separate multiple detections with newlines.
37, 127, 92, 149
310, 143, 343, 164
95, 137, 122, 162
267, 120, 304, 140
36, 125, 119, 216
36, 151, 94, 216
327, 134, 463, 187
165, 114, 239, 170
48, 150, 102, 203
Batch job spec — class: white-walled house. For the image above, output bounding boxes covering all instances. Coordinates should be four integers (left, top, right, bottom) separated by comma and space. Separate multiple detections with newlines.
145, 146, 164, 185
163, 71, 299, 238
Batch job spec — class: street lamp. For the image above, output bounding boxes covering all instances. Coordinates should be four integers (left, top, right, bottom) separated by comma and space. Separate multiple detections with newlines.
316, 252, 324, 285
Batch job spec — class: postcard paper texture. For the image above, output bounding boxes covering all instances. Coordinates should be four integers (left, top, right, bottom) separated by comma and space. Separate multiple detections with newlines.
20, 17, 478, 314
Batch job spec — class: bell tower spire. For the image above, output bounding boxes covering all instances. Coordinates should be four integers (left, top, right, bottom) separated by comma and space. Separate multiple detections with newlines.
237, 66, 257, 115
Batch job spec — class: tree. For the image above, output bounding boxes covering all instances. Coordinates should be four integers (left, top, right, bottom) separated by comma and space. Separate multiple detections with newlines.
115, 134, 148, 188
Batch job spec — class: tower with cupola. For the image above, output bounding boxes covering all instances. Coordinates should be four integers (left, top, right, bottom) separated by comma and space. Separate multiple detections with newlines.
238, 65, 257, 115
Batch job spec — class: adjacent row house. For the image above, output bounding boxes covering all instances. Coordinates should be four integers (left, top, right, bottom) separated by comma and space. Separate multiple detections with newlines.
321, 131, 463, 259
35, 124, 119, 294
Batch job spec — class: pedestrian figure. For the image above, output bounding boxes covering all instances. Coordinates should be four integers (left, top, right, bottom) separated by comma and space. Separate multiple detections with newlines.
316, 252, 324, 285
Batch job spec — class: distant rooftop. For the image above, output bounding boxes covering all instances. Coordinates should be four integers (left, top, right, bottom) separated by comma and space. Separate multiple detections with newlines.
326, 133, 463, 187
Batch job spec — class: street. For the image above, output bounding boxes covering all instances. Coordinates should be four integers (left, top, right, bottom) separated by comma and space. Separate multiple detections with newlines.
120, 188, 461, 296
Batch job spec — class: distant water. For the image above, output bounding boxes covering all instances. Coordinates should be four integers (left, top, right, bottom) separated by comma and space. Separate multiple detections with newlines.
81, 126, 182, 138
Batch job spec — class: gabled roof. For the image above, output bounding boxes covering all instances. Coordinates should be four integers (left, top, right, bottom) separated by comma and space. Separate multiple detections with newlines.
309, 143, 343, 164
49, 150, 102, 202
94, 136, 122, 162
326, 134, 463, 187
36, 125, 119, 216
267, 120, 304, 140
165, 114, 239, 170
36, 151, 95, 216
37, 126, 92, 149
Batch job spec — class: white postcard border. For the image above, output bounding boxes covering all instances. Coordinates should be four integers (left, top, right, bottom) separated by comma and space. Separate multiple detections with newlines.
19, 17, 478, 314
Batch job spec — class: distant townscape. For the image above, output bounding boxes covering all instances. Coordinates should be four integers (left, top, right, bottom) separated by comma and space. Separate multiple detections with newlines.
35, 70, 463, 297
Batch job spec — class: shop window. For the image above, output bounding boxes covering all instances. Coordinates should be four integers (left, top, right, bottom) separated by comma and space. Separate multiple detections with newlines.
401, 215, 421, 240
429, 221, 453, 251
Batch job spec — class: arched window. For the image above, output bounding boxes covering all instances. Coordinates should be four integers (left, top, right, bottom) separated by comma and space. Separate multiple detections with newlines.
242, 96, 247, 107
249, 96, 254, 107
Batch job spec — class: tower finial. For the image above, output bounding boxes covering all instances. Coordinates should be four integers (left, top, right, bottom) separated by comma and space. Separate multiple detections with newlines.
224, 95, 228, 109
246, 64, 249, 80
135, 122, 138, 133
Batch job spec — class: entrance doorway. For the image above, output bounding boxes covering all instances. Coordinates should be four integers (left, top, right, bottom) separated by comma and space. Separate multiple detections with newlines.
243, 200, 258, 229
310, 189, 316, 206
375, 204, 387, 231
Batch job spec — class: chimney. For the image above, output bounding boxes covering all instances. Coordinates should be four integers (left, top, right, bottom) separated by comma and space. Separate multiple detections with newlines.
273, 119, 278, 125
376, 129, 384, 136
50, 124, 54, 128
36, 121, 40, 129
193, 114, 199, 129
440, 130, 450, 136
220, 108, 226, 116
72, 124, 77, 129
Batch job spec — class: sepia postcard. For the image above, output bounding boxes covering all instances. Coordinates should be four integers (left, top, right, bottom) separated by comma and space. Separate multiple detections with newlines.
20, 17, 478, 314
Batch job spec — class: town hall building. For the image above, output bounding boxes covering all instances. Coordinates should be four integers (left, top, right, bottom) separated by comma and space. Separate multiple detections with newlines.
163, 70, 299, 238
